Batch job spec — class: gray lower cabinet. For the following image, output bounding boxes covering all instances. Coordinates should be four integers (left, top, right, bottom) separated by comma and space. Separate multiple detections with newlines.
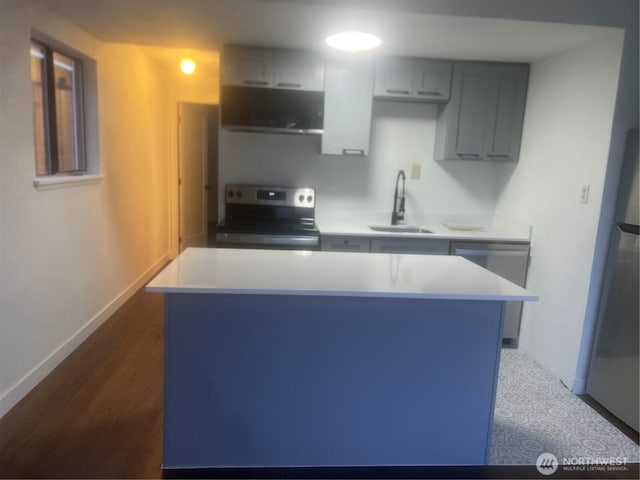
322, 236, 371, 252
371, 238, 450, 255
450, 241, 530, 346
434, 62, 528, 162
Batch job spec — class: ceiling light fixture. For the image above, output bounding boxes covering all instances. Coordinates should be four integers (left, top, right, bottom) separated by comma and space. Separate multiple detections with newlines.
180, 58, 196, 75
325, 31, 381, 52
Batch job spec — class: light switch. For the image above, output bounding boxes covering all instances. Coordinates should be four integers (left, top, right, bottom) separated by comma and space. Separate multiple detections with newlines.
410, 164, 421, 179
580, 185, 590, 204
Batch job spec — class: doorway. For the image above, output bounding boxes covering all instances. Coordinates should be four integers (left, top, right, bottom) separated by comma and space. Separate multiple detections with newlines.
177, 102, 219, 251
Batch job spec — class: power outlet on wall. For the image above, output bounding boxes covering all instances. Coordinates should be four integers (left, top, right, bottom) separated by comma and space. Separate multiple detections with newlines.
410, 164, 421, 179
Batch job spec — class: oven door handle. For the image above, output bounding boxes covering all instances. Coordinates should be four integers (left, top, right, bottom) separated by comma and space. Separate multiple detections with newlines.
215, 232, 320, 248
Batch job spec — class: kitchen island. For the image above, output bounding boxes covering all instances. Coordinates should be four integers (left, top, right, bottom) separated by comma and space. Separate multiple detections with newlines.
146, 248, 537, 471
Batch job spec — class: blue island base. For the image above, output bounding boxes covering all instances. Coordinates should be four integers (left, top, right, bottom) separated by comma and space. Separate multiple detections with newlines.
163, 294, 505, 468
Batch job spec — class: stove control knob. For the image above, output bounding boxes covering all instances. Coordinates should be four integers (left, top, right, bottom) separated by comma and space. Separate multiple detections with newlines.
228, 191, 235, 198
307, 195, 313, 203
237, 191, 243, 198
299, 194, 305, 203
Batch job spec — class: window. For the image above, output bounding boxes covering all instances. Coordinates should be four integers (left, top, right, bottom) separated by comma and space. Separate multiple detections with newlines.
30, 39, 86, 176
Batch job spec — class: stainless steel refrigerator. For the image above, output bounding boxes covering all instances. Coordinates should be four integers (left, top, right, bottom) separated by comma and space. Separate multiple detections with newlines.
587, 129, 639, 432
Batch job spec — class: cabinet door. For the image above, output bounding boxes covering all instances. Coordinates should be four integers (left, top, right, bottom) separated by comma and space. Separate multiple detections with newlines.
374, 58, 414, 99
273, 50, 324, 91
413, 60, 452, 101
321, 57, 374, 156
371, 238, 450, 255
321, 236, 371, 252
434, 62, 528, 162
449, 63, 490, 160
222, 46, 273, 87
483, 65, 528, 161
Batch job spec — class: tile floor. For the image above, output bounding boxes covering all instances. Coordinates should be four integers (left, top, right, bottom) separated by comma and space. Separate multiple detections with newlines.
491, 349, 639, 465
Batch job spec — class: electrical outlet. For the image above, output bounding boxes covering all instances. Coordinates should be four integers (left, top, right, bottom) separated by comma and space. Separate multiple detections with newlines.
580, 185, 590, 204
410, 164, 421, 179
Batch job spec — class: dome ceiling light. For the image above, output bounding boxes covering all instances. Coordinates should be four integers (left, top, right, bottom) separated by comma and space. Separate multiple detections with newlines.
325, 31, 381, 52
180, 58, 196, 75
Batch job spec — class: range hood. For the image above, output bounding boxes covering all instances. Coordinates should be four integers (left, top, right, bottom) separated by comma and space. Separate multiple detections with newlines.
220, 85, 324, 135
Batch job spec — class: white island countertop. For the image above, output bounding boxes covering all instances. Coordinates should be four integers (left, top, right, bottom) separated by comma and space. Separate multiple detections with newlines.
147, 248, 538, 301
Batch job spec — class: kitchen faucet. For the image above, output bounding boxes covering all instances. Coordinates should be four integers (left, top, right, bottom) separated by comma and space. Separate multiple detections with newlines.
391, 170, 406, 225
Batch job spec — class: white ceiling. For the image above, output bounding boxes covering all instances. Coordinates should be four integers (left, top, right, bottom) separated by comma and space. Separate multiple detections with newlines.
40, 0, 621, 62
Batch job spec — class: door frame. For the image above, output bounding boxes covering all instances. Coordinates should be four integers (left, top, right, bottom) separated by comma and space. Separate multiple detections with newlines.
169, 101, 219, 258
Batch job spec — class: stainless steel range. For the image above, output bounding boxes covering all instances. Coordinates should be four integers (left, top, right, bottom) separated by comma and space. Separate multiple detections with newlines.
215, 184, 320, 250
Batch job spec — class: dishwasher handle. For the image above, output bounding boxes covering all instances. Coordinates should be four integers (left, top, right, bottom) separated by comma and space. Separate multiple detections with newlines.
453, 249, 529, 257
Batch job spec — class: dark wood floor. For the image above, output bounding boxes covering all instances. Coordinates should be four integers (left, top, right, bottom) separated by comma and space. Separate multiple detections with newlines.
0, 289, 165, 479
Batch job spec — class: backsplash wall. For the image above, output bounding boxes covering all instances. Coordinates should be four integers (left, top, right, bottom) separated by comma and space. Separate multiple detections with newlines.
218, 99, 508, 224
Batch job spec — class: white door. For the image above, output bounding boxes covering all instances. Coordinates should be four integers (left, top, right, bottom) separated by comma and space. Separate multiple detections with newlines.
178, 103, 210, 251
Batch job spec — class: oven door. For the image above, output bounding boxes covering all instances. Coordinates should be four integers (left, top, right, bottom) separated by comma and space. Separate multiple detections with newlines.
215, 222, 320, 251
216, 231, 320, 250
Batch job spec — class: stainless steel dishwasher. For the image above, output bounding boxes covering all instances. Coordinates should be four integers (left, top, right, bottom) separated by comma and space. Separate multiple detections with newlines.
450, 241, 530, 347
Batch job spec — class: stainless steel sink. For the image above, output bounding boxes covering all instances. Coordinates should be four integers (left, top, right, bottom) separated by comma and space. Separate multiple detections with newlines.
369, 225, 434, 234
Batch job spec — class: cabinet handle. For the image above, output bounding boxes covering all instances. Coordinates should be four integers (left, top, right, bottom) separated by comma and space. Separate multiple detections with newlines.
487, 154, 511, 159
416, 91, 442, 96
457, 153, 481, 159
342, 149, 365, 155
277, 82, 302, 88
244, 80, 269, 86
386, 89, 411, 95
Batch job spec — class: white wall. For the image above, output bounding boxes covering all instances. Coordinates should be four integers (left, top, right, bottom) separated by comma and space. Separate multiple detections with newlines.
220, 100, 504, 224
0, 1, 172, 417
494, 35, 624, 389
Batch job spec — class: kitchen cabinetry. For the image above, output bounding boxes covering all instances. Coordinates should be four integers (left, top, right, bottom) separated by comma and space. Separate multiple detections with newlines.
450, 241, 530, 346
434, 62, 528, 162
322, 236, 371, 252
321, 57, 374, 155
371, 238, 450, 255
374, 57, 452, 102
222, 45, 324, 91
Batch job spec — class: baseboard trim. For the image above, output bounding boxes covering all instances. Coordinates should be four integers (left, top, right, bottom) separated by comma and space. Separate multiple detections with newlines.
572, 377, 587, 394
0, 253, 170, 419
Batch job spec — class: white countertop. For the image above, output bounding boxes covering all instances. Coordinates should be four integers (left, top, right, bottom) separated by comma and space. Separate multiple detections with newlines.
317, 213, 532, 242
146, 248, 538, 301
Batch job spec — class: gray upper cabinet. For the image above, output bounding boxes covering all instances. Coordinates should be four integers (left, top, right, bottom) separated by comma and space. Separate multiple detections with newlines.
374, 57, 413, 98
413, 60, 452, 101
483, 65, 529, 161
321, 57, 374, 156
434, 62, 528, 161
374, 57, 452, 101
222, 46, 273, 87
272, 50, 324, 91
223, 46, 324, 91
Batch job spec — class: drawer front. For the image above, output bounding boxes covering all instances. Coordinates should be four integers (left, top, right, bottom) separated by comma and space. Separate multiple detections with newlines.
321, 236, 371, 252
371, 238, 450, 255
